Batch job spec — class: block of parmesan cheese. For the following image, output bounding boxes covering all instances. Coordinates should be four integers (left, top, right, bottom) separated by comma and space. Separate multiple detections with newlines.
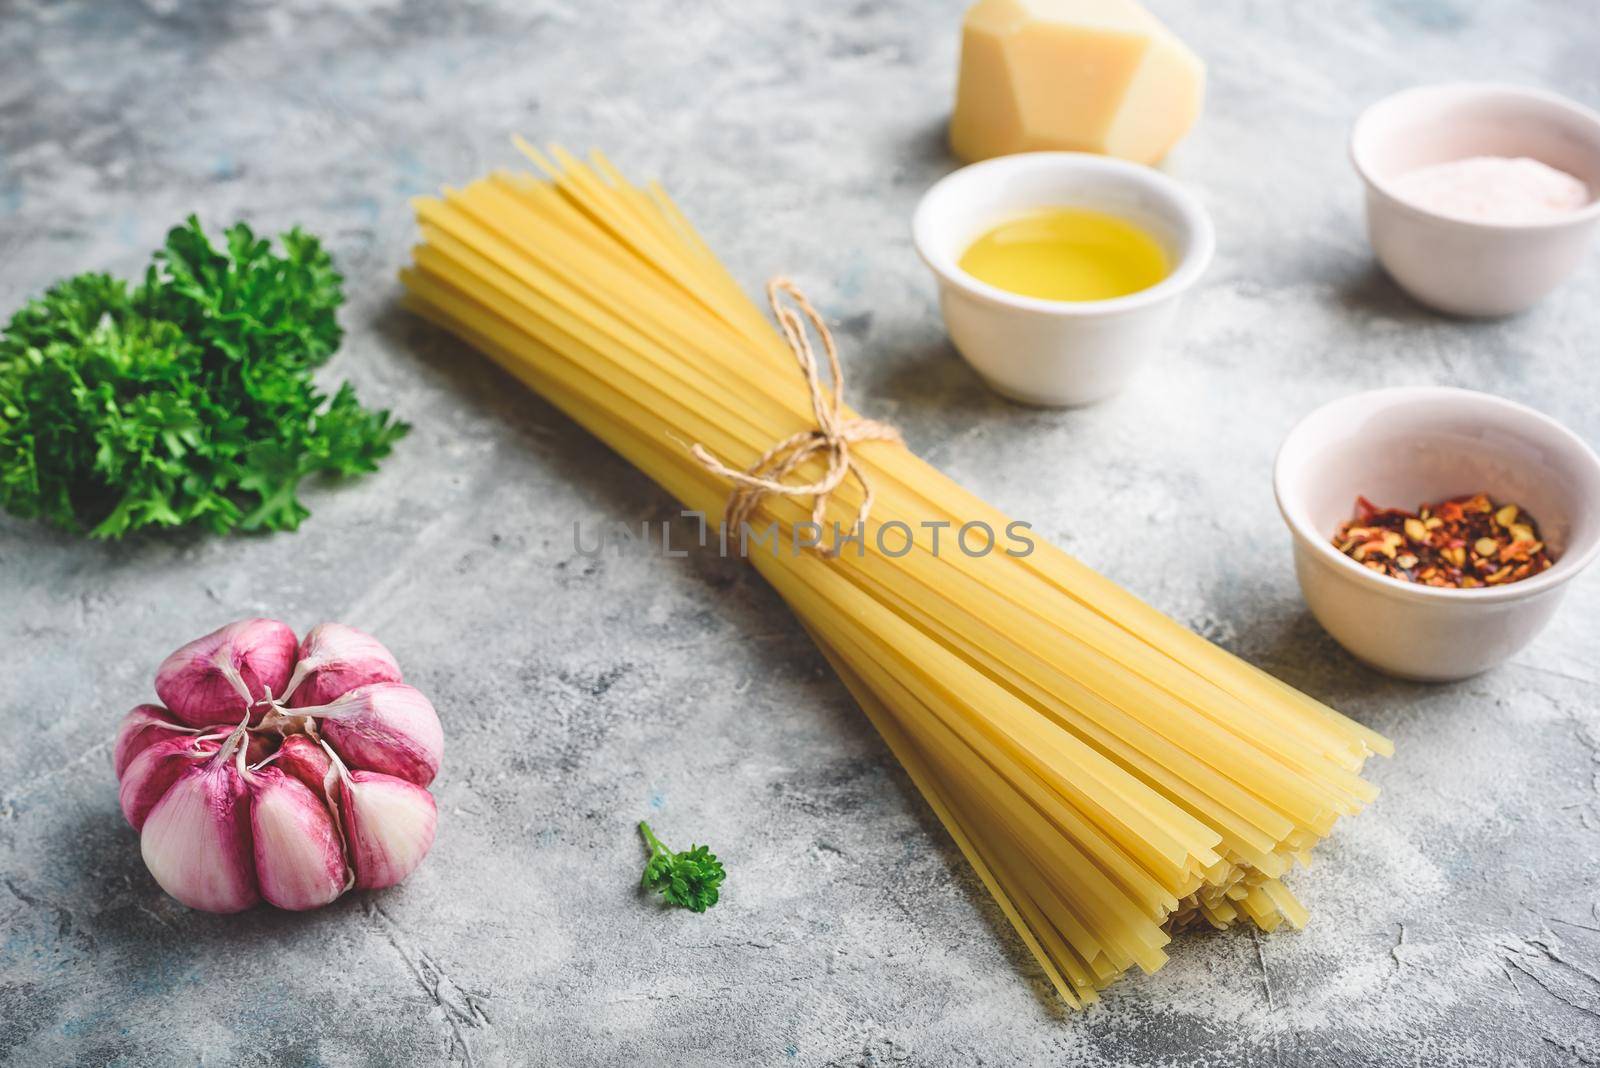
949, 0, 1205, 166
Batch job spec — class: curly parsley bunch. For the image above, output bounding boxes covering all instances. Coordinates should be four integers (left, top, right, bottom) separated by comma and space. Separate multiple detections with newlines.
0, 217, 407, 538
639, 820, 726, 913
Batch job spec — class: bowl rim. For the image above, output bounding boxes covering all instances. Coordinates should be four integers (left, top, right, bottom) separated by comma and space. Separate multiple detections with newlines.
911, 151, 1216, 317
1273, 385, 1600, 605
1349, 81, 1600, 233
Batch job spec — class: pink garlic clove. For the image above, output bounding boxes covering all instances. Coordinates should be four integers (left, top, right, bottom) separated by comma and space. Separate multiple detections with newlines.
154, 618, 298, 727
284, 622, 403, 709
244, 765, 348, 911
338, 769, 438, 890
315, 683, 443, 787
119, 734, 221, 831
275, 735, 335, 798
113, 704, 194, 779
139, 751, 260, 913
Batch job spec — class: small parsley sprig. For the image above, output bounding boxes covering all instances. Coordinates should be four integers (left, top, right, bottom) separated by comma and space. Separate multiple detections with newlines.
0, 217, 407, 538
638, 820, 725, 913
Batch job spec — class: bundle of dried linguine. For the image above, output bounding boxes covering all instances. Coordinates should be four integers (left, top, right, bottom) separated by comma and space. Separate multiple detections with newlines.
400, 142, 1391, 1006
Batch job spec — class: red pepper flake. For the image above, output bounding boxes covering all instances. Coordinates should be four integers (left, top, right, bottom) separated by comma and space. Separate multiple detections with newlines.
1332, 493, 1555, 589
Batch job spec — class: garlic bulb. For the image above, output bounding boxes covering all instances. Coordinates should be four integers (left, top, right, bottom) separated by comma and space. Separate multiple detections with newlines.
117, 618, 442, 914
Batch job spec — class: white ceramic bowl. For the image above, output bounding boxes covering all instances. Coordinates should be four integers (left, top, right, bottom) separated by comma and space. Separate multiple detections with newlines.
1350, 83, 1600, 317
912, 152, 1214, 407
1274, 387, 1600, 681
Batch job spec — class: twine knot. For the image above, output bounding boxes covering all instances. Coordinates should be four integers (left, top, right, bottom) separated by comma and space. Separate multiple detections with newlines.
690, 278, 902, 554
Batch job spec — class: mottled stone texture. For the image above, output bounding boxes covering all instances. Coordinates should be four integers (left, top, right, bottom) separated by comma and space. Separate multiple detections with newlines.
2, 1, 1599, 1065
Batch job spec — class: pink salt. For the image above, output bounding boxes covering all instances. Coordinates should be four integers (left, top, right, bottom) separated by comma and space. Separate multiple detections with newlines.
1389, 155, 1591, 224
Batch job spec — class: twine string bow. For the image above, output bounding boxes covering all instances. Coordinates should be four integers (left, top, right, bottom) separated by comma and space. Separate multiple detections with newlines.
690, 278, 902, 553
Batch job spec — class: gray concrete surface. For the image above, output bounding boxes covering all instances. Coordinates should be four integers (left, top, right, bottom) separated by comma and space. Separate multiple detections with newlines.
3, 1, 1599, 1064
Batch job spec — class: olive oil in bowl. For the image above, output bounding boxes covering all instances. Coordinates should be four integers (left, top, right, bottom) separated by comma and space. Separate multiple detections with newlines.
958, 208, 1169, 302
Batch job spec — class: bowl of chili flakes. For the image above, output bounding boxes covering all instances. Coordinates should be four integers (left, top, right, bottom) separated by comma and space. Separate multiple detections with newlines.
1274, 387, 1600, 681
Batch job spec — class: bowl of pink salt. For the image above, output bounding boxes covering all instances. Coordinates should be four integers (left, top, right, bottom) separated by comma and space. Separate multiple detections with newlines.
1350, 83, 1600, 316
